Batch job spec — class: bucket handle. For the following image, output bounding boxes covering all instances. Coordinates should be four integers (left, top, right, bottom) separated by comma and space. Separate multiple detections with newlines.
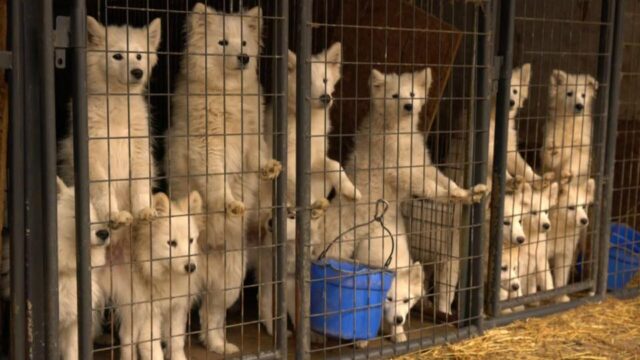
317, 199, 395, 268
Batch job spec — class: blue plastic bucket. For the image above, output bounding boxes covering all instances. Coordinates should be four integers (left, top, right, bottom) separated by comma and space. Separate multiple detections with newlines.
310, 258, 394, 340
607, 224, 640, 290
576, 223, 640, 290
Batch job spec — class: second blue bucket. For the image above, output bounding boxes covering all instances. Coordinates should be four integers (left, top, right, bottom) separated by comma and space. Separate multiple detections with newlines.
310, 258, 394, 340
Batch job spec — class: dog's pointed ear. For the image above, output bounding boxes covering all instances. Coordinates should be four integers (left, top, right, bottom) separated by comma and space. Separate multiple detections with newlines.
410, 261, 424, 287
414, 67, 433, 92
586, 178, 596, 202
188, 191, 203, 213
56, 176, 69, 197
587, 75, 599, 91
190, 3, 212, 29
244, 6, 262, 33
324, 42, 342, 72
550, 69, 568, 86
517, 63, 532, 85
521, 182, 533, 207
549, 182, 560, 206
370, 69, 385, 88
86, 16, 105, 47
147, 18, 162, 51
192, 2, 207, 14
288, 50, 297, 73
153, 192, 171, 215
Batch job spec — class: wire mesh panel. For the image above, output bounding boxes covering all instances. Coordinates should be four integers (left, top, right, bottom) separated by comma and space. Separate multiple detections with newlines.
610, 0, 640, 298
490, 0, 614, 317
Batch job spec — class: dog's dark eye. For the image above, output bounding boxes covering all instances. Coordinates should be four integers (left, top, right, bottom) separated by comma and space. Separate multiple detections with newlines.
136, 54, 142, 61
409, 92, 415, 98
242, 40, 247, 46
503, 220, 511, 226
501, 265, 508, 272
386, 297, 393, 302
567, 206, 576, 211
287, 213, 296, 219
513, 89, 518, 95
403, 299, 410, 304
544, 210, 549, 214
531, 211, 538, 216
518, 219, 523, 224
168, 240, 177, 247
567, 91, 574, 97
392, 94, 399, 99
189, 238, 194, 244
581, 93, 586, 98
323, 78, 328, 84
218, 39, 228, 46
112, 53, 123, 61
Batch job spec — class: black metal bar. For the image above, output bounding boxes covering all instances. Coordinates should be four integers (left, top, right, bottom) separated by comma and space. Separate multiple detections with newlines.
41, 0, 59, 356
8, 0, 26, 357
487, 0, 515, 317
272, 0, 289, 356
468, 1, 492, 330
294, 0, 312, 359
70, 1, 92, 358
598, 0, 625, 297
499, 281, 594, 310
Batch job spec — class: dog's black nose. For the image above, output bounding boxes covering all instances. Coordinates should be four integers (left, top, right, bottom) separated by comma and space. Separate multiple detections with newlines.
96, 229, 110, 241
542, 223, 551, 231
238, 54, 250, 66
130, 69, 143, 80
516, 236, 525, 244
580, 218, 589, 226
511, 283, 520, 291
185, 263, 197, 273
403, 103, 413, 112
319, 94, 332, 106
395, 316, 404, 325
509, 99, 516, 108
575, 103, 584, 112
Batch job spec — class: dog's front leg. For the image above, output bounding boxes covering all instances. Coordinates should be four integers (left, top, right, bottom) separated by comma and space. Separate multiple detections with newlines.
134, 301, 163, 360
317, 157, 361, 200
60, 323, 79, 360
199, 289, 240, 354
207, 139, 244, 217
390, 324, 407, 343
507, 150, 541, 183
90, 164, 132, 228
167, 300, 190, 360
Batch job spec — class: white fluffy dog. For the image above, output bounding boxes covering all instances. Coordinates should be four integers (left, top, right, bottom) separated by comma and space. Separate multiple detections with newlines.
320, 68, 486, 343
518, 182, 559, 299
59, 16, 162, 227
498, 246, 523, 313
56, 177, 110, 360
166, 3, 280, 354
543, 70, 598, 181
547, 178, 595, 303
264, 44, 360, 205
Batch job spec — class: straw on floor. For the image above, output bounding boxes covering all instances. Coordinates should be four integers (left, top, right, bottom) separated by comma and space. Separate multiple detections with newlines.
404, 296, 640, 359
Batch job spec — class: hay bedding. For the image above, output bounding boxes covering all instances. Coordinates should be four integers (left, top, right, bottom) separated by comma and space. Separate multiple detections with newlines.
404, 297, 640, 359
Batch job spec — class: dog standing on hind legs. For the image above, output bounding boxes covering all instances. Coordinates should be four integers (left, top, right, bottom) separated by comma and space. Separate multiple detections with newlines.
58, 16, 163, 228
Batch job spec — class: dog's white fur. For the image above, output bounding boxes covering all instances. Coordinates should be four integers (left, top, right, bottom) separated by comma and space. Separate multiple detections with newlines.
517, 182, 559, 300
257, 199, 328, 336
543, 70, 598, 181
59, 17, 162, 227
487, 64, 547, 188
56, 177, 110, 360
166, 3, 281, 354
498, 246, 523, 313
265, 44, 360, 204
547, 178, 595, 303
319, 68, 486, 343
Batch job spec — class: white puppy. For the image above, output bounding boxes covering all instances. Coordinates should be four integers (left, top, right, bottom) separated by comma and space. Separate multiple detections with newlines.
265, 44, 360, 205
58, 16, 162, 227
166, 3, 280, 354
498, 246, 523, 314
543, 70, 598, 181
56, 177, 110, 360
547, 178, 595, 303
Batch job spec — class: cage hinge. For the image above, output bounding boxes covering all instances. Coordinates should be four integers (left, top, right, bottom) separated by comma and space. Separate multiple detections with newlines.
54, 16, 71, 69
0, 51, 11, 70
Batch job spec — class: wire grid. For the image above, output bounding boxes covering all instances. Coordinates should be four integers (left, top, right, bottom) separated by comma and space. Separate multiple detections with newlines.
305, 1, 488, 358
609, 0, 640, 298
493, 0, 611, 314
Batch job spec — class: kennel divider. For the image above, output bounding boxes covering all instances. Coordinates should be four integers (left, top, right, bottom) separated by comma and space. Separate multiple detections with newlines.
596, 0, 625, 298
486, 0, 515, 318
295, 0, 313, 358
271, 0, 290, 356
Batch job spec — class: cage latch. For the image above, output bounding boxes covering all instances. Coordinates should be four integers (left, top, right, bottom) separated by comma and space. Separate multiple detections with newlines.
54, 16, 70, 69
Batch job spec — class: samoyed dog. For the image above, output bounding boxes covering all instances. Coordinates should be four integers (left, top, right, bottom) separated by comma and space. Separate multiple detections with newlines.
543, 70, 598, 181
498, 245, 523, 313
547, 178, 595, 303
264, 44, 360, 205
58, 16, 162, 227
167, 3, 280, 354
257, 199, 328, 336
56, 177, 110, 360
